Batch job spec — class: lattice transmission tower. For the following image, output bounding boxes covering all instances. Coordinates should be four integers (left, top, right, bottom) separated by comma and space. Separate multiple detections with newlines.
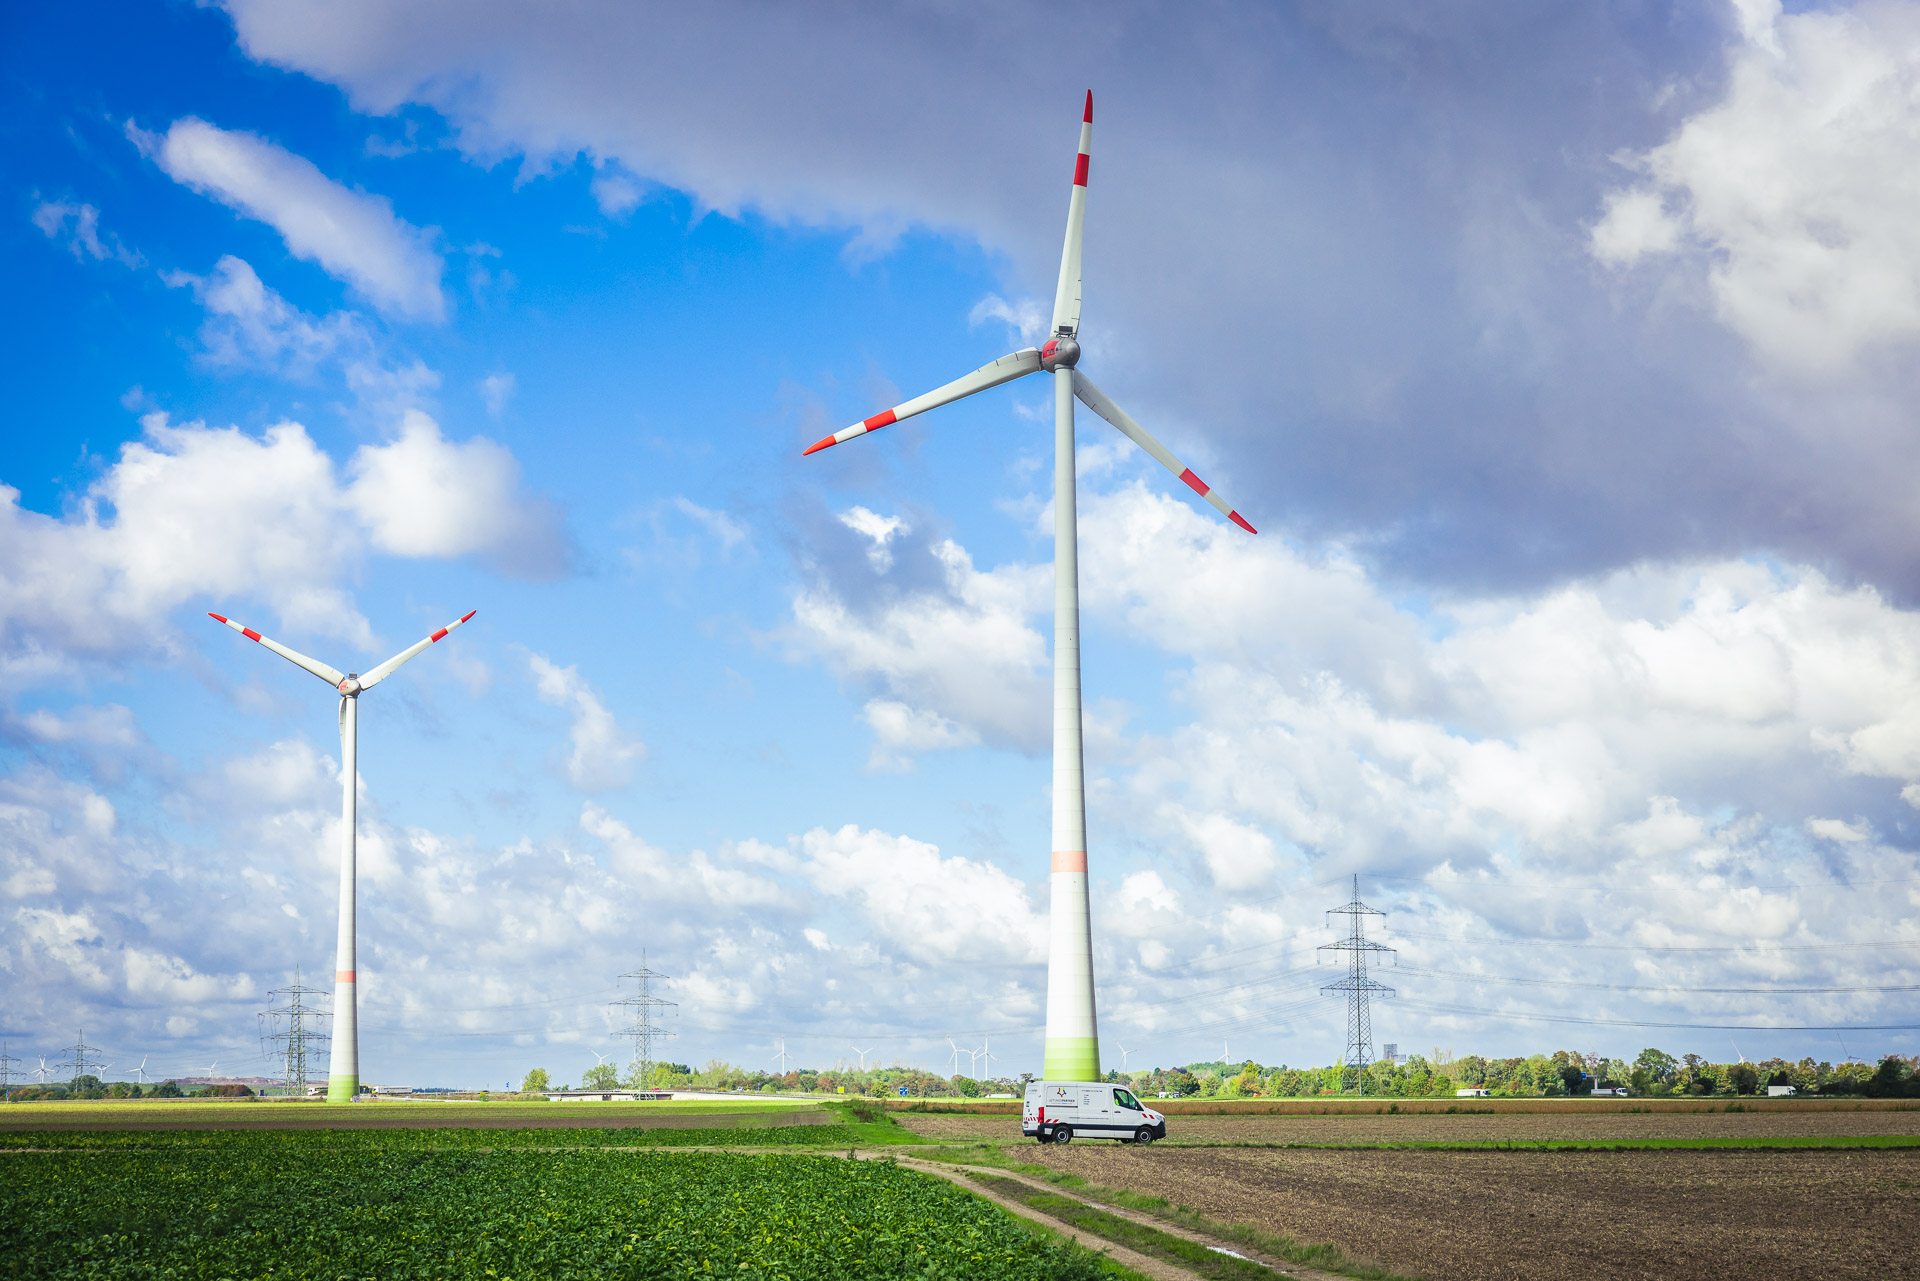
258, 966, 332, 1095
611, 952, 676, 1091
0, 1042, 19, 1095
1320, 875, 1394, 1095
60, 1029, 108, 1087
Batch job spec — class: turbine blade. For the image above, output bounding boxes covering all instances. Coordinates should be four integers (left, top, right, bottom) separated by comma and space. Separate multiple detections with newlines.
1072, 371, 1257, 534
802, 348, 1040, 454
207, 614, 348, 687
358, 610, 477, 690
1049, 91, 1093, 337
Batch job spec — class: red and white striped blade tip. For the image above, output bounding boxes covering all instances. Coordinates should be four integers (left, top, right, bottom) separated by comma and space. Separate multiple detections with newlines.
1229, 512, 1257, 535
208, 612, 261, 639
802, 435, 836, 456
1083, 90, 1092, 123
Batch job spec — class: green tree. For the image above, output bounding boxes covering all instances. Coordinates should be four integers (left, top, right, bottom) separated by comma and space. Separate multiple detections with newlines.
582, 1062, 620, 1090
1634, 1047, 1677, 1083
520, 1068, 551, 1093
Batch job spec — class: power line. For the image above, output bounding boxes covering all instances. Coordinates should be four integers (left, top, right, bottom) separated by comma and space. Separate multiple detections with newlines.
1395, 963, 1920, 996
1394, 996, 1920, 1033
1388, 927, 1920, 953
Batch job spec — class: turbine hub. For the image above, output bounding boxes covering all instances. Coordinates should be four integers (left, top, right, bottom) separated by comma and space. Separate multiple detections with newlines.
338, 675, 361, 695
1039, 335, 1080, 371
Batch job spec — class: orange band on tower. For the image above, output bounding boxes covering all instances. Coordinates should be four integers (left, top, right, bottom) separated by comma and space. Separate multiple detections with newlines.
1051, 851, 1087, 872
336, 970, 356, 982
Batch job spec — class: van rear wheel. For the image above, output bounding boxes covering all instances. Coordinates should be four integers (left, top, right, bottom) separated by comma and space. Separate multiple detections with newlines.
1052, 1125, 1072, 1145
1134, 1127, 1155, 1146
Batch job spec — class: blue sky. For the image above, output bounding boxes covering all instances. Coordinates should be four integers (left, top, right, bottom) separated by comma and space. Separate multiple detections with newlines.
6, 0, 1920, 1088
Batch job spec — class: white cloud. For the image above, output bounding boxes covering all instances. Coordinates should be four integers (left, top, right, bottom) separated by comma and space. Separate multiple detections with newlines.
528, 655, 645, 791
1591, 0, 1920, 372
480, 371, 515, 416
139, 116, 445, 320
836, 506, 907, 570
791, 525, 1050, 755
861, 699, 980, 772
349, 410, 568, 576
167, 255, 358, 373
0, 411, 564, 680
31, 200, 141, 267
9, 704, 139, 749
672, 498, 750, 554
968, 294, 1048, 345
793, 824, 1046, 968
590, 165, 645, 218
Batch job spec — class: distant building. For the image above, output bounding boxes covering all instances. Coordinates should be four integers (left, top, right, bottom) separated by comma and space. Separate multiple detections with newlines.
544, 1090, 670, 1102
1767, 1084, 1797, 1097
1381, 1044, 1399, 1064
1456, 1088, 1490, 1097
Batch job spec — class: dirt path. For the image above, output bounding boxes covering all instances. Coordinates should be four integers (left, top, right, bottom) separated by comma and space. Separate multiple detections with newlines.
878, 1155, 1199, 1281
1012, 1144, 1920, 1281
899, 1155, 1358, 1281
896, 1109, 1920, 1144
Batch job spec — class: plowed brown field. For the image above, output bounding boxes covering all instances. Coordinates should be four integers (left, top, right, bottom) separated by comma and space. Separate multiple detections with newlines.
897, 1109, 1920, 1144
1017, 1145, 1920, 1281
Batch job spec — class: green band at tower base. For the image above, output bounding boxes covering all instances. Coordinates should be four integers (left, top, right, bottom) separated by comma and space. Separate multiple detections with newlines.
1043, 1037, 1100, 1081
326, 1074, 358, 1103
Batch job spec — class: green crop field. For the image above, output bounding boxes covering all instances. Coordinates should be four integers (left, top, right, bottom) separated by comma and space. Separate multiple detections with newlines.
1, 1137, 1112, 1280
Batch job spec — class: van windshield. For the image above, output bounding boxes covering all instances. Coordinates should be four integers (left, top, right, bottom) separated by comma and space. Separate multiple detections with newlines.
1113, 1088, 1142, 1111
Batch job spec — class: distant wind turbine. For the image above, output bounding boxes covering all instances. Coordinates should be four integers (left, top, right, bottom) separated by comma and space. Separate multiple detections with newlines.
802, 93, 1256, 1083
850, 1045, 875, 1072
210, 607, 475, 1101
132, 1056, 150, 1085
945, 1036, 965, 1078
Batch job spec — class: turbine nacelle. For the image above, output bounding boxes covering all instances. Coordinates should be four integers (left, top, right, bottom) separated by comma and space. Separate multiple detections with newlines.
338, 675, 362, 696
1038, 336, 1081, 371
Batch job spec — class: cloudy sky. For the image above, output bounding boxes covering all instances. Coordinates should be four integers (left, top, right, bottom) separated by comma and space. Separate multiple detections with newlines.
6, 0, 1919, 1088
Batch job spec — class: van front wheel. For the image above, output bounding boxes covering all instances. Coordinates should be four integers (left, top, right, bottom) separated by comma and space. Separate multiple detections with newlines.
1134, 1127, 1155, 1146
1052, 1125, 1073, 1145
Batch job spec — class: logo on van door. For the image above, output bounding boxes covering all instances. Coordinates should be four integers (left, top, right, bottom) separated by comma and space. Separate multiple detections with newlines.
1047, 1086, 1072, 1104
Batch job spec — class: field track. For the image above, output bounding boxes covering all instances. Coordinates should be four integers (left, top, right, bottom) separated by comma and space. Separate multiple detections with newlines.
897, 1108, 1920, 1144
894, 1095, 1920, 1116
1017, 1144, 1920, 1281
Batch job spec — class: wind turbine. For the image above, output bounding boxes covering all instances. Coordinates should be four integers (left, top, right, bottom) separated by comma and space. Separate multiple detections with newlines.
770, 1039, 790, 1074
34, 1056, 51, 1085
132, 1056, 150, 1085
850, 1045, 875, 1072
209, 607, 476, 1102
945, 1036, 965, 1078
204, 1059, 219, 1081
802, 93, 1255, 1082
1117, 1044, 1131, 1073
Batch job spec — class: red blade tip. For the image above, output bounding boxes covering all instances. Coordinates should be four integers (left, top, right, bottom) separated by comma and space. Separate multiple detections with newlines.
802, 435, 836, 456
460, 610, 476, 623
1229, 511, 1257, 535
1083, 91, 1093, 123
207, 613, 227, 623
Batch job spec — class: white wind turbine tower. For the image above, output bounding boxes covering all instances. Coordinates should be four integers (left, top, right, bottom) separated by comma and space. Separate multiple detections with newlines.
210, 607, 476, 1102
803, 93, 1256, 1081
132, 1056, 150, 1085
850, 1045, 875, 1072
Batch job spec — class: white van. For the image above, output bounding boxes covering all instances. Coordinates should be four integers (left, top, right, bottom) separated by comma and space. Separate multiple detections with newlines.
1023, 1080, 1167, 1144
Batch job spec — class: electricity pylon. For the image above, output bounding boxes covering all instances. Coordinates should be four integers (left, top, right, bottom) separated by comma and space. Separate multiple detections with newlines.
1320, 876, 1394, 1095
612, 952, 676, 1091
259, 966, 332, 1094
